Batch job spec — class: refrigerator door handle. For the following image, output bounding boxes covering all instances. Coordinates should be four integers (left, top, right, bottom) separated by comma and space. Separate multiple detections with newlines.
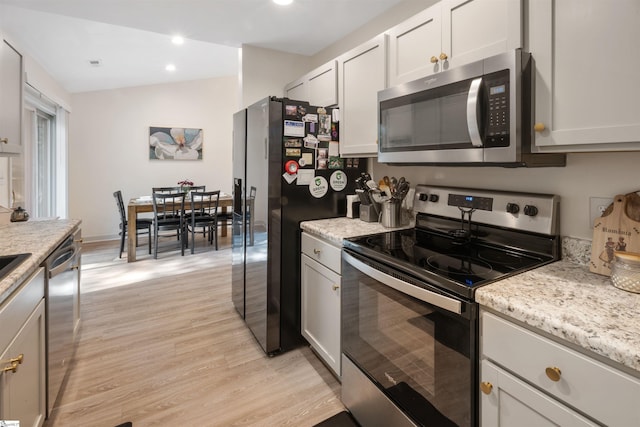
264, 138, 268, 159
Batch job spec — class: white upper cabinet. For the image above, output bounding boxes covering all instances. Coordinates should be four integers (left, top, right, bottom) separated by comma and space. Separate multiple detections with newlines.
388, 0, 522, 86
307, 60, 338, 108
284, 78, 307, 103
388, 3, 442, 86
0, 38, 23, 155
337, 34, 387, 157
284, 60, 338, 107
530, 0, 640, 151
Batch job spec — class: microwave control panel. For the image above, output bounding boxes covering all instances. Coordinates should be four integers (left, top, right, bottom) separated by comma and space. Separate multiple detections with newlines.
484, 70, 510, 147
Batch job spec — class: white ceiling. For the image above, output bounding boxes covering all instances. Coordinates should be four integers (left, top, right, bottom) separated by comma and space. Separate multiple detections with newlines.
0, 0, 405, 93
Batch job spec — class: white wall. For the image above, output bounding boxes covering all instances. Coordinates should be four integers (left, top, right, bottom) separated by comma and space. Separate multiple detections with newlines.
373, 152, 640, 240
241, 44, 310, 108
69, 76, 238, 241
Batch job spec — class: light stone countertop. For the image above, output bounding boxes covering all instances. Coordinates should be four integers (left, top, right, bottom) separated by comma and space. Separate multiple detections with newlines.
0, 219, 81, 305
476, 260, 640, 376
300, 217, 413, 246
300, 217, 640, 377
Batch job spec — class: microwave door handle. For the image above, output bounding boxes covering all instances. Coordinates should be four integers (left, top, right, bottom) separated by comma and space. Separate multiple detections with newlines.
466, 77, 483, 147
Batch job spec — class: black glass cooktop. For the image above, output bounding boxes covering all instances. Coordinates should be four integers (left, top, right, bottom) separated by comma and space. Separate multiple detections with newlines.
344, 227, 554, 299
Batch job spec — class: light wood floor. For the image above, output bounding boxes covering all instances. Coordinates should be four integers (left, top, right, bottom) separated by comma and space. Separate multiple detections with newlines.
44, 235, 344, 427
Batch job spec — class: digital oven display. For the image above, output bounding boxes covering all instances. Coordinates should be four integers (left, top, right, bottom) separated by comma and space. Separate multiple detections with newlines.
448, 193, 493, 211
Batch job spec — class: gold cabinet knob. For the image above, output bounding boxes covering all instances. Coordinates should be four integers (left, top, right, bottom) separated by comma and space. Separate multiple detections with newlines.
332, 284, 340, 291
430, 56, 439, 64
545, 366, 562, 382
0, 137, 8, 144
534, 123, 546, 132
313, 248, 321, 255
2, 362, 19, 374
480, 381, 493, 395
439, 52, 448, 61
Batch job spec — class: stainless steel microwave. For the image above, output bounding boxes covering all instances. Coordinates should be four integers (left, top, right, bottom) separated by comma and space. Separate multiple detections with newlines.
377, 49, 565, 167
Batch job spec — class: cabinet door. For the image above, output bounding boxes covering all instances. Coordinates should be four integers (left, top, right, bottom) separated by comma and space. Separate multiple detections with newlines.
307, 60, 338, 107
0, 39, 23, 155
530, 0, 640, 151
337, 34, 387, 157
284, 78, 308, 102
301, 254, 341, 376
0, 300, 46, 427
441, 0, 522, 69
481, 360, 598, 427
387, 3, 442, 86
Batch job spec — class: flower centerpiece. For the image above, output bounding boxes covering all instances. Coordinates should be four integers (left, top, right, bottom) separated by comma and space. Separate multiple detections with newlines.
178, 179, 194, 194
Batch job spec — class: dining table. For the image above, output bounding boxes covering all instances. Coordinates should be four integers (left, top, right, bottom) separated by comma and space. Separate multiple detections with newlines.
126, 193, 233, 262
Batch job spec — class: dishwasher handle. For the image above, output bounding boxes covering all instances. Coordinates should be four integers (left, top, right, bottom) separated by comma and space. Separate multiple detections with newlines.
48, 245, 79, 279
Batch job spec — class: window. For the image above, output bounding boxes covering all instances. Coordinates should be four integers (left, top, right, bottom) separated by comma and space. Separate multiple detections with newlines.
23, 84, 68, 218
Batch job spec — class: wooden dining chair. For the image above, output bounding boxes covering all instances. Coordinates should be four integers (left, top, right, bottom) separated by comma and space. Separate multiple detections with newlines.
152, 192, 187, 258
113, 190, 152, 258
189, 190, 220, 252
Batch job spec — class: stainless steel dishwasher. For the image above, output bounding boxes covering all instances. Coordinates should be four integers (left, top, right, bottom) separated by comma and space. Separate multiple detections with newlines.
43, 230, 81, 415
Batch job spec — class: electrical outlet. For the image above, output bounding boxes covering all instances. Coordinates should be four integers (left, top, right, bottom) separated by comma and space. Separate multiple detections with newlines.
589, 197, 614, 227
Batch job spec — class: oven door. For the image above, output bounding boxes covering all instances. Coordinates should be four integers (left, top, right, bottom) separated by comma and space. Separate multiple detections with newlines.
341, 250, 477, 427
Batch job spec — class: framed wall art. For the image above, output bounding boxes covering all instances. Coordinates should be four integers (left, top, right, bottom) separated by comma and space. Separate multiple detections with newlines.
149, 126, 203, 160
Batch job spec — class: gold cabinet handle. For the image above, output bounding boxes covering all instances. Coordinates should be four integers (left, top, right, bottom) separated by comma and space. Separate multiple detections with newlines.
545, 366, 562, 382
430, 56, 439, 64
2, 362, 19, 374
11, 354, 24, 365
313, 248, 321, 255
480, 381, 493, 395
439, 52, 448, 61
534, 123, 546, 132
0, 137, 8, 144
332, 284, 340, 291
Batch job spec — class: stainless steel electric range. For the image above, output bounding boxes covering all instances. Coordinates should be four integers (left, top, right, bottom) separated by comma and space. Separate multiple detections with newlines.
340, 185, 560, 427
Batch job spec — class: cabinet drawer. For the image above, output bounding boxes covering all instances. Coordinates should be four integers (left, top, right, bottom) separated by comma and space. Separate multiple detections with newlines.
0, 268, 45, 352
482, 311, 640, 426
301, 232, 341, 274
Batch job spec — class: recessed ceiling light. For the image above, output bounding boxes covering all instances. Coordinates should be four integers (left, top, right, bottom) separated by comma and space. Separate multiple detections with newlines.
88, 59, 101, 67
273, 0, 293, 5
166, 64, 176, 72
171, 35, 184, 45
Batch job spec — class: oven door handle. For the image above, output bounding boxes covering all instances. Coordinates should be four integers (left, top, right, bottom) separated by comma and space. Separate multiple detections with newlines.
344, 252, 462, 315
466, 77, 483, 148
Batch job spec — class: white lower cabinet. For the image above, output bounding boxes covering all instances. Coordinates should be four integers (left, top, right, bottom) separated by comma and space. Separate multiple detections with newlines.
481, 360, 598, 427
0, 268, 46, 427
301, 232, 341, 377
480, 310, 640, 426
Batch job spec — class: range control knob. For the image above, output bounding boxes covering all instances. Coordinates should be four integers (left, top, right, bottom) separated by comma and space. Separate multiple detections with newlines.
523, 205, 539, 217
429, 194, 439, 202
506, 203, 520, 214
419, 193, 429, 201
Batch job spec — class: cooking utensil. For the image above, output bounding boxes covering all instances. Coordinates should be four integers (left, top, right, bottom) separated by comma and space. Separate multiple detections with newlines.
394, 182, 410, 201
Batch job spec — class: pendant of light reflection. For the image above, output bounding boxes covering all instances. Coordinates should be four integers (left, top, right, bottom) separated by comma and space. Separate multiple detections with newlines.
273, 0, 293, 5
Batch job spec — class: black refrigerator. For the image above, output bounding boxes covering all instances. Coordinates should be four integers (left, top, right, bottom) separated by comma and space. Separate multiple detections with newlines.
232, 96, 364, 355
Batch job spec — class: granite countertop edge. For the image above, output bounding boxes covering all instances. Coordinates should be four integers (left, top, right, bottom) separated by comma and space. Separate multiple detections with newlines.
0, 219, 82, 305
301, 218, 640, 376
